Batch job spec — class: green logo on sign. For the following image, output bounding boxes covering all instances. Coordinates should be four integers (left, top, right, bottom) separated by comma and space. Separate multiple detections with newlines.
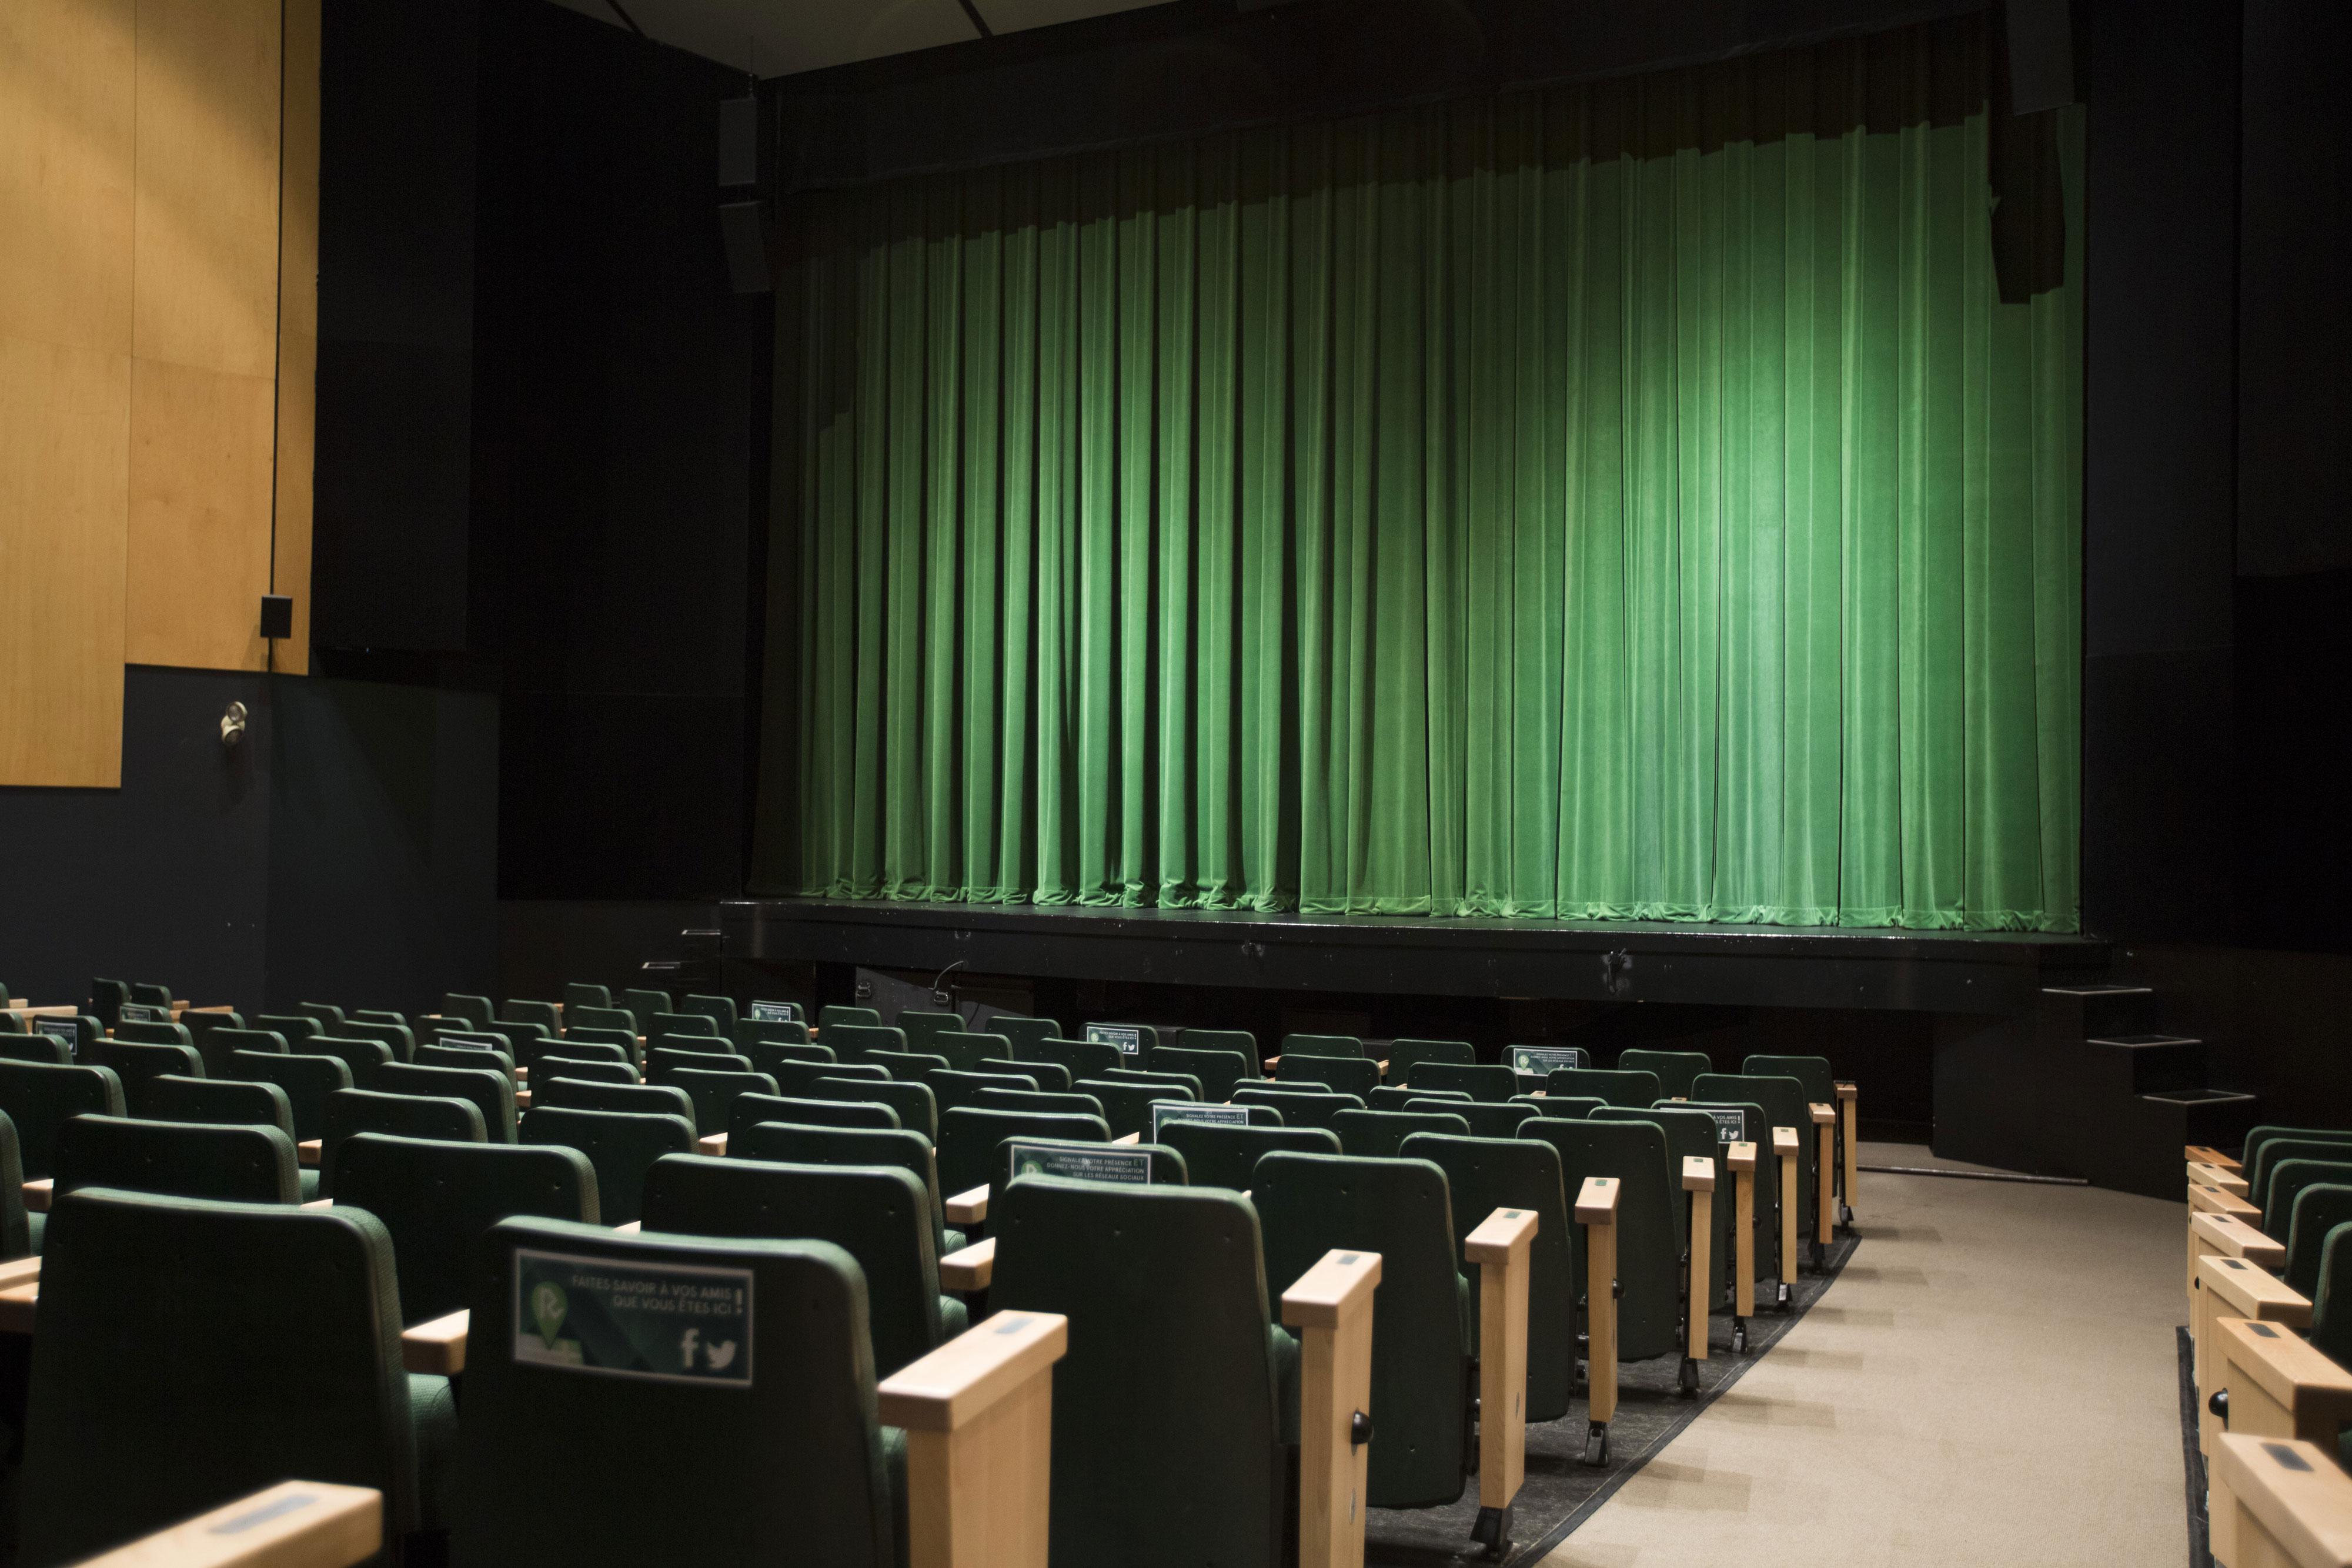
532, 1281, 567, 1347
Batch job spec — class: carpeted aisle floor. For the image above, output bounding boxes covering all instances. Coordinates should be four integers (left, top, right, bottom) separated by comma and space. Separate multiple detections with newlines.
1538, 1144, 2187, 1568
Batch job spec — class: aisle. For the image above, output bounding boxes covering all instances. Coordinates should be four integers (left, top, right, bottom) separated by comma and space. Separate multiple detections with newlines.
1539, 1146, 2186, 1568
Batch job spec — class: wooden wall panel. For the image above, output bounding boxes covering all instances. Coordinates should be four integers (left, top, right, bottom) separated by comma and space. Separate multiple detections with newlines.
123, 359, 276, 671
273, 0, 322, 676
0, 0, 136, 355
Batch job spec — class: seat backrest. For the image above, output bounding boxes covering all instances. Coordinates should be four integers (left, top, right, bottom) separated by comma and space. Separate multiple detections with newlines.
537, 1055, 636, 1086
55, 1114, 299, 1205
207, 1025, 283, 1066
1742, 1053, 1834, 1104
822, 1021, 898, 1061
640, 1155, 944, 1377
1331, 1108, 1471, 1158
320, 1088, 487, 1198
22, 1190, 427, 1562
1158, 1121, 1342, 1192
734, 1122, 949, 1253
2266, 1159, 2352, 1244
771, 1059, 890, 1097
1101, 1065, 1203, 1099
563, 982, 613, 1012
734, 1018, 813, 1051
1542, 1067, 1663, 1108
84, 1038, 204, 1116
936, 1107, 1109, 1196
562, 1027, 642, 1063
1371, 1084, 1465, 1110
927, 1068, 1040, 1118
379, 1059, 517, 1143
0, 1111, 29, 1261
1407, 1061, 1518, 1102
1254, 1151, 1468, 1506
336, 1020, 416, 1065
1593, 1104, 1728, 1300
1027, 1037, 1124, 1082
0, 1053, 125, 1175
1071, 1078, 1190, 1140
977, 1055, 1068, 1092
419, 1040, 516, 1075
1387, 1038, 1476, 1082
452, 1217, 894, 1566
350, 1009, 407, 1029
934, 1030, 1012, 1072
662, 1068, 780, 1137
88, 978, 128, 1027
746, 1039, 833, 1076
1281, 1032, 1365, 1059
620, 988, 673, 1032
728, 1092, 898, 1139
1276, 1054, 1379, 1097
112, 1019, 195, 1049
336, 1132, 597, 1323
296, 1002, 346, 1031
1402, 1132, 1578, 1423
255, 1012, 323, 1045
1524, 1094, 1607, 1119
2250, 1132, 2352, 1216
2285, 1183, 2352, 1299
1518, 1116, 1682, 1359
1152, 1047, 1251, 1104
1180, 1027, 1258, 1059
502, 998, 563, 1037
1411, 1098, 1535, 1141
647, 1045, 750, 1080
0, 1036, 72, 1066
990, 1177, 1284, 1568
976, 1086, 1105, 1118
799, 1074, 936, 1141
986, 1015, 1058, 1055
647, 1012, 722, 1049
1231, 1085, 1359, 1130
565, 1005, 637, 1037
309, 1035, 396, 1091
867, 1048, 953, 1082
32, 1014, 99, 1056
1082, 1021, 1160, 1066
520, 1106, 696, 1226
817, 1004, 881, 1031
147, 1074, 295, 1138
127, 981, 172, 1009
532, 1076, 694, 1121
1690, 1071, 1814, 1222
1620, 1048, 1714, 1100
225, 1051, 354, 1142
894, 1010, 963, 1054
1004, 1135, 1189, 1187
437, 993, 495, 1029
2314, 1222, 2352, 1363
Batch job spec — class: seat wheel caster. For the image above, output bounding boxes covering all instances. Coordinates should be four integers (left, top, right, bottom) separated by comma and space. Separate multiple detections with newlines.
1472, 1504, 1513, 1560
1776, 1282, 1793, 1313
1840, 1202, 1855, 1227
1732, 1318, 1748, 1355
1582, 1420, 1611, 1468
1678, 1355, 1699, 1396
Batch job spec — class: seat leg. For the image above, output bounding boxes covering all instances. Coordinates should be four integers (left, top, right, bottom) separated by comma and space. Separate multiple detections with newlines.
1582, 1420, 1611, 1468
1732, 1316, 1749, 1355
1472, 1505, 1513, 1560
1678, 1355, 1699, 1396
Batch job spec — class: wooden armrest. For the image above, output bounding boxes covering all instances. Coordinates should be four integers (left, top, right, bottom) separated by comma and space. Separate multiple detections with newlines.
1112, 1131, 1140, 1145
944, 1185, 990, 1226
2191, 1161, 2252, 1198
2189, 1144, 2243, 1172
938, 1237, 997, 1293
1726, 1140, 1756, 1174
1575, 1176, 1620, 1225
614, 1221, 641, 1234
22, 1178, 51, 1213
401, 1309, 468, 1376
513, 1089, 532, 1109
878, 1309, 1067, 1430
1682, 1155, 1717, 1192
2194, 1183, 2264, 1220
2217, 1316, 2352, 1443
514, 1065, 528, 1081
2213, 1433, 2352, 1567
697, 1132, 728, 1156
1464, 1205, 1538, 1265
1808, 1101, 1835, 1125
0, 1258, 39, 1293
0, 1281, 36, 1335
1281, 1248, 1383, 1329
1771, 1126, 1799, 1157
1286, 1246, 1382, 1568
298, 1139, 322, 1168
1263, 1057, 1281, 1072
71, 1479, 382, 1568
1835, 1081, 1857, 1100
301, 1198, 334, 1209
2201, 1254, 2314, 1326
1376, 1060, 1388, 1076
2193, 1210, 2287, 1271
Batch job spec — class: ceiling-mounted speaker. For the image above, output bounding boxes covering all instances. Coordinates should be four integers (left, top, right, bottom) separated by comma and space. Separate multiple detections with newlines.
720, 199, 772, 294
2004, 0, 2075, 113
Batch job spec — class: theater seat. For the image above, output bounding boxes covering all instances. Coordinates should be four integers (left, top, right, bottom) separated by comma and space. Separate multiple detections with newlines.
320, 1089, 486, 1198
928, 1068, 1041, 1118
21, 1190, 454, 1564
379, 1060, 515, 1143
1406, 1131, 1577, 1423
1278, 1054, 1379, 1098
0, 1112, 38, 1261
986, 1015, 1058, 1055
1025, 1037, 1122, 1082
0, 1037, 71, 1066
1159, 1121, 1341, 1192
0, 1060, 126, 1179
562, 982, 612, 1012
656, 1066, 778, 1138
1073, 1078, 1194, 1140
1620, 1048, 1713, 1100
746, 1040, 833, 1076
727, 1092, 897, 1139
867, 1048, 952, 1082
55, 1116, 299, 1205
437, 993, 495, 1030
801, 1072, 937, 1141
85, 1038, 203, 1117
977, 1054, 1068, 1092
1331, 1108, 1469, 1158
1387, 1039, 1475, 1084
736, 1122, 960, 1256
816, 1004, 882, 1032
148, 1076, 313, 1199
334, 1132, 597, 1323
535, 1052, 635, 1085
310, 1036, 396, 1091
1232, 1085, 1359, 1131
975, 1086, 1104, 1118
620, 988, 671, 1033
530, 1076, 692, 1122
519, 1106, 694, 1226
936, 1107, 1109, 1200
1414, 1098, 1536, 1140
1408, 1062, 1518, 1102
681, 993, 737, 1032
1153, 1046, 1251, 1104
1542, 1067, 1663, 1108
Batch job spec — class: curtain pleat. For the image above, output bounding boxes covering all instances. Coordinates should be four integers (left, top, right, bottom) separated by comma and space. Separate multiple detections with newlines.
759, 13, 2083, 932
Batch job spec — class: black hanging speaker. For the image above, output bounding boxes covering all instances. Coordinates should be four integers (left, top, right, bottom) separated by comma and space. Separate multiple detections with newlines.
2004, 0, 2074, 113
259, 594, 294, 639
717, 92, 772, 295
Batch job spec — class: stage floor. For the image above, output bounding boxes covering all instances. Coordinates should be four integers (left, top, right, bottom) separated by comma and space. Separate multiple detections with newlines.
723, 897, 2107, 1014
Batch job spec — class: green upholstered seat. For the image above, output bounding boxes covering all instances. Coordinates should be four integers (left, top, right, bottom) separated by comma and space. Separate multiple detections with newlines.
976, 1087, 1104, 1118
335, 1132, 597, 1323
22, 1189, 453, 1564
35, 1015, 100, 1055
83, 1038, 203, 1116
1071, 1078, 1191, 1140
663, 1067, 780, 1138
539, 1039, 632, 1067
350, 1009, 407, 1028
296, 1002, 346, 1032
735, 1122, 958, 1256
1520, 1116, 1683, 1362
1025, 1037, 1123, 1083
1372, 1084, 1465, 1110
337, 1020, 416, 1065
987, 1015, 1058, 1055
519, 1106, 695, 1227
1692, 1072, 1813, 1272
1004, 1136, 1188, 1187
2265, 1159, 2352, 1244
728, 1093, 897, 1139
0, 1112, 32, 1260
305, 1035, 395, 1091
563, 982, 613, 1012
254, 1012, 323, 1046
86, 979, 128, 1028
2283, 1183, 2352, 1298
1542, 1068, 1663, 1108
2311, 1225, 2352, 1368
746, 1039, 834, 1076
937, 1031, 1014, 1073
647, 1012, 722, 1050
0, 1061, 126, 1179
502, 998, 563, 1037
112, 1019, 195, 1049
927, 1068, 1040, 1118
936, 1107, 1110, 1198
1178, 1027, 1258, 1060
452, 1218, 895, 1566
1100, 1065, 1202, 1100
1255, 1151, 1471, 1508
1083, 1021, 1160, 1067
437, 992, 495, 1028
320, 1088, 486, 1198
380, 1059, 516, 1143
798, 1074, 938, 1142
1743, 1053, 1835, 1105
564, 1005, 637, 1037
1152, 1047, 1251, 1104
824, 1023, 906, 1062
817, 1004, 883, 1032
1331, 1107, 1471, 1158
1412, 1098, 1536, 1141
419, 1039, 515, 1076
126, 981, 172, 1010
733, 1020, 812, 1057
1679, 1094, 1777, 1291
537, 1057, 637, 1087
1621, 1049, 1714, 1101
146, 1074, 294, 1138
896, 1010, 963, 1057
646, 1045, 753, 1080
1280, 1032, 1365, 1059
1408, 1062, 1519, 1102
1388, 1039, 1476, 1084
560, 1028, 642, 1068
530, 1076, 693, 1121
1158, 1121, 1341, 1192
989, 1177, 1291, 1568
641, 1154, 961, 1377
1404, 1131, 1578, 1421
978, 1055, 1068, 1092
0, 1037, 71, 1066
1522, 1094, 1606, 1118
774, 1059, 890, 1098
2250, 1134, 2352, 1222
620, 988, 673, 1032
1277, 1054, 1380, 1097
1231, 1085, 1360, 1130
1595, 1104, 1730, 1305
867, 1048, 953, 1082
54, 1115, 298, 1205
228, 1050, 353, 1142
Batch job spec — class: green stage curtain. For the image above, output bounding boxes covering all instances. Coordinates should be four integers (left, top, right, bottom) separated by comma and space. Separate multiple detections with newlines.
756, 15, 2083, 930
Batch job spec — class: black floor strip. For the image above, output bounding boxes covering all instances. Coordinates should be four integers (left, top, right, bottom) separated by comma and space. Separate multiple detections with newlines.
1361, 1228, 1863, 1567
2179, 1326, 2212, 1568
1858, 1164, 2090, 1186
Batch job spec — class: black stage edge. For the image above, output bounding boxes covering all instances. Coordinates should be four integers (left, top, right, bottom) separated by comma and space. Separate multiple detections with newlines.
723, 898, 2107, 1015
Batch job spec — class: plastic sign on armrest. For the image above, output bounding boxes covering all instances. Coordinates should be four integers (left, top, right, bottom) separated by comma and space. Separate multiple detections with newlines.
402, 1309, 469, 1376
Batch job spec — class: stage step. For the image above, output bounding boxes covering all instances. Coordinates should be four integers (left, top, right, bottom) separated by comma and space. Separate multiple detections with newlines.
2042, 983, 2158, 1038
2138, 1088, 2261, 1162
2086, 1033, 2205, 1095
